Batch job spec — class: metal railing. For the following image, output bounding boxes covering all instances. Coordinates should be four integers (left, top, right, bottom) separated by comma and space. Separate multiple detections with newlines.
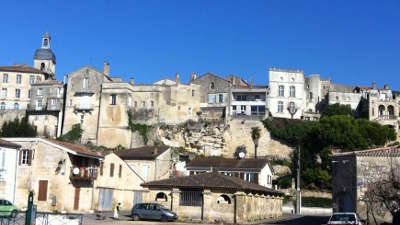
0, 211, 83, 225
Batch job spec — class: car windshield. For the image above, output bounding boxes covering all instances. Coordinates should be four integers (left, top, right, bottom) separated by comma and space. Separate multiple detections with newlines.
330, 214, 356, 222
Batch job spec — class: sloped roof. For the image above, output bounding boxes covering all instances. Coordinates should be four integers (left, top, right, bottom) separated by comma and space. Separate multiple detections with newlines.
0, 65, 47, 74
334, 146, 400, 157
115, 146, 170, 160
45, 139, 103, 158
186, 157, 270, 172
0, 139, 21, 149
142, 171, 282, 196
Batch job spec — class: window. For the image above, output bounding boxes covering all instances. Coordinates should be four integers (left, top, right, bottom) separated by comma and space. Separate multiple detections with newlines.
217, 195, 231, 204
36, 99, 42, 110
289, 86, 295, 97
278, 85, 284, 97
119, 164, 122, 178
278, 101, 284, 113
38, 180, 48, 201
40, 63, 45, 71
1, 88, 7, 98
219, 94, 223, 103
151, 101, 154, 108
192, 90, 195, 97
16, 74, 21, 84
208, 94, 216, 104
155, 192, 168, 202
14, 103, 19, 110
0, 102, 5, 110
37, 88, 43, 96
180, 190, 202, 206
188, 107, 192, 115
29, 76, 35, 84
309, 92, 313, 100
19, 149, 32, 166
83, 77, 89, 88
15, 89, 20, 98
210, 82, 215, 89
142, 101, 146, 108
51, 99, 56, 105
2, 74, 8, 83
28, 89, 32, 98
57, 88, 62, 97
43, 39, 48, 47
80, 114, 84, 124
100, 162, 104, 176
232, 105, 236, 111
110, 94, 117, 105
289, 102, 295, 113
110, 163, 115, 177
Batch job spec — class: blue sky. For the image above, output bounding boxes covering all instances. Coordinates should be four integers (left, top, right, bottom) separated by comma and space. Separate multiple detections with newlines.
1, 1, 399, 88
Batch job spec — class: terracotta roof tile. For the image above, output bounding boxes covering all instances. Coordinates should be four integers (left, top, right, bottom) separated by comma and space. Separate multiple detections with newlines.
0, 65, 47, 74
334, 146, 400, 157
115, 146, 169, 160
142, 172, 283, 196
45, 139, 103, 158
0, 139, 21, 149
186, 157, 269, 172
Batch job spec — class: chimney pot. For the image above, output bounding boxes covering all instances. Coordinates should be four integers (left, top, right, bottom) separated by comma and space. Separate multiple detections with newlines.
104, 61, 110, 76
175, 73, 180, 85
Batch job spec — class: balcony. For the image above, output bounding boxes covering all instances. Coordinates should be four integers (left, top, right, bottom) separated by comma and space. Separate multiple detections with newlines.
376, 115, 397, 121
70, 166, 97, 181
74, 103, 93, 111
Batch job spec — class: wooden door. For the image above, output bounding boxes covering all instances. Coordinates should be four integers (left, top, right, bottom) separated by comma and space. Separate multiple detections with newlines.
38, 180, 48, 201
74, 187, 80, 210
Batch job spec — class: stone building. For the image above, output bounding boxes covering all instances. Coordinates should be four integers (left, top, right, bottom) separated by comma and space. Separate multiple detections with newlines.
2, 138, 103, 212
115, 146, 172, 182
191, 72, 231, 121
332, 147, 400, 224
0, 140, 21, 204
27, 80, 65, 138
141, 171, 283, 223
186, 157, 274, 188
230, 85, 268, 119
94, 152, 146, 211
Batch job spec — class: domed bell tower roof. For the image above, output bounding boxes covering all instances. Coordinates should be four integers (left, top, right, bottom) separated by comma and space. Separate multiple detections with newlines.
33, 32, 56, 64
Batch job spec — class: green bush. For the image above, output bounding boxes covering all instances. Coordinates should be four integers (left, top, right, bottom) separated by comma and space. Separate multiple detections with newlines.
0, 117, 37, 137
57, 124, 83, 143
301, 197, 332, 208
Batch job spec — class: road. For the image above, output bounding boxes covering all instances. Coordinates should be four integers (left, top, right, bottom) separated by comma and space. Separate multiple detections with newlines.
84, 212, 329, 225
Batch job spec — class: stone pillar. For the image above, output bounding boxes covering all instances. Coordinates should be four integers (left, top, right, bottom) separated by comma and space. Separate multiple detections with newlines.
254, 194, 261, 221
202, 189, 212, 222
247, 193, 253, 221
170, 188, 180, 214
266, 195, 272, 218
234, 192, 246, 224
261, 195, 267, 219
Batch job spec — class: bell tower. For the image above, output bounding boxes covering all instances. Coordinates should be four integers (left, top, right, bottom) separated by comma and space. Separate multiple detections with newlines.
34, 32, 56, 78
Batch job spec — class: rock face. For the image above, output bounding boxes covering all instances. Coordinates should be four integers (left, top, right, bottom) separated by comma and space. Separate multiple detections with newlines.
147, 119, 293, 159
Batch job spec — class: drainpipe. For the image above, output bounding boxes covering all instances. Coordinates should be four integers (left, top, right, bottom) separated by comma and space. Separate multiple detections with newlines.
13, 149, 18, 204
95, 84, 103, 146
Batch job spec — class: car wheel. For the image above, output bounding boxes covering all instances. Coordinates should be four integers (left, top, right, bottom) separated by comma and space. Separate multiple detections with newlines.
132, 215, 140, 221
10, 210, 18, 218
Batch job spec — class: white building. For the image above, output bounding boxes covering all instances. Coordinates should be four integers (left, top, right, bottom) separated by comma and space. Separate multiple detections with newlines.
230, 86, 268, 119
0, 140, 20, 204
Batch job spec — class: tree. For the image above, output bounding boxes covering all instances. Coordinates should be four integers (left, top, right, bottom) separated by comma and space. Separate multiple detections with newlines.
364, 160, 400, 224
0, 117, 37, 137
251, 127, 261, 158
321, 103, 354, 118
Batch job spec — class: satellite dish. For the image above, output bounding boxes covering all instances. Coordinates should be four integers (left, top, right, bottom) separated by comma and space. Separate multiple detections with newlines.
238, 152, 246, 159
73, 167, 80, 175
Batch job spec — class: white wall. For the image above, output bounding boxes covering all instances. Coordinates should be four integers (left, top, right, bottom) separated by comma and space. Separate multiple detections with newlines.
0, 147, 18, 204
259, 164, 273, 189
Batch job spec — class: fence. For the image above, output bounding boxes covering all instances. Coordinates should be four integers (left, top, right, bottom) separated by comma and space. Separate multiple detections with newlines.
0, 211, 83, 225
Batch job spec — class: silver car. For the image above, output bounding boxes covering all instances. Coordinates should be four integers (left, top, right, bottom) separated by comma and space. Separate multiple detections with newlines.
327, 212, 364, 225
131, 203, 177, 222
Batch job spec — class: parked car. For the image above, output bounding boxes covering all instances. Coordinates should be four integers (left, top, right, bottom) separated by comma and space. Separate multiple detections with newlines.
0, 199, 19, 218
326, 212, 363, 225
131, 203, 177, 222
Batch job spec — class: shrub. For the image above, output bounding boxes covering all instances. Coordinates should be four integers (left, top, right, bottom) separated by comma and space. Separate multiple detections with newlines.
0, 117, 37, 137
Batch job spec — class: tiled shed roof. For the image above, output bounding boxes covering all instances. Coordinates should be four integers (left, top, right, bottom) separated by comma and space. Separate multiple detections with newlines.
45, 139, 103, 158
186, 157, 270, 172
115, 146, 169, 160
142, 171, 283, 196
0, 139, 21, 149
334, 146, 400, 157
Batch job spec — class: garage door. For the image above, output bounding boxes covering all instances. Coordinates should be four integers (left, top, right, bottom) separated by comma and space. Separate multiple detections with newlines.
98, 188, 113, 211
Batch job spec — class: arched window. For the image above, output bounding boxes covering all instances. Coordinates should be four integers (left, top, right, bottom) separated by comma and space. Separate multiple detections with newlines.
0, 102, 5, 110
378, 105, 385, 117
40, 63, 45, 71
289, 86, 295, 97
289, 102, 295, 114
210, 82, 215, 89
155, 192, 168, 202
14, 103, 19, 110
217, 194, 231, 204
388, 105, 395, 117
278, 85, 284, 97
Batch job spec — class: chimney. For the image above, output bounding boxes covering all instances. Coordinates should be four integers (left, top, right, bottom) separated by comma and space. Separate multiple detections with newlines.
129, 77, 135, 85
372, 81, 377, 89
104, 61, 110, 76
175, 73, 180, 85
190, 72, 197, 83
384, 84, 390, 90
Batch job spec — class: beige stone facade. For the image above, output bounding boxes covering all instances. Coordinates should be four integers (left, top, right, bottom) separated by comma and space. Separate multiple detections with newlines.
3, 138, 102, 213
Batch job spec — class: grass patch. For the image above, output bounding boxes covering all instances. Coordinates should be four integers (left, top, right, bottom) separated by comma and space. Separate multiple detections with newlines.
301, 197, 332, 208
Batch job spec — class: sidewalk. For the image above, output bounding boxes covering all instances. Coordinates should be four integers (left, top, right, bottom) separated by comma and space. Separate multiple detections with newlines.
83, 212, 297, 225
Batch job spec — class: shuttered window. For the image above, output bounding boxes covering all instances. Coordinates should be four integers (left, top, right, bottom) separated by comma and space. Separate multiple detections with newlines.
19, 149, 33, 166
38, 180, 48, 201
118, 164, 122, 178
110, 163, 114, 177
100, 162, 104, 176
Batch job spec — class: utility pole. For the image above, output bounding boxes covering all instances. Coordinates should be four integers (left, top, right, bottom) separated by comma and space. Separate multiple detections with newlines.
296, 146, 301, 214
